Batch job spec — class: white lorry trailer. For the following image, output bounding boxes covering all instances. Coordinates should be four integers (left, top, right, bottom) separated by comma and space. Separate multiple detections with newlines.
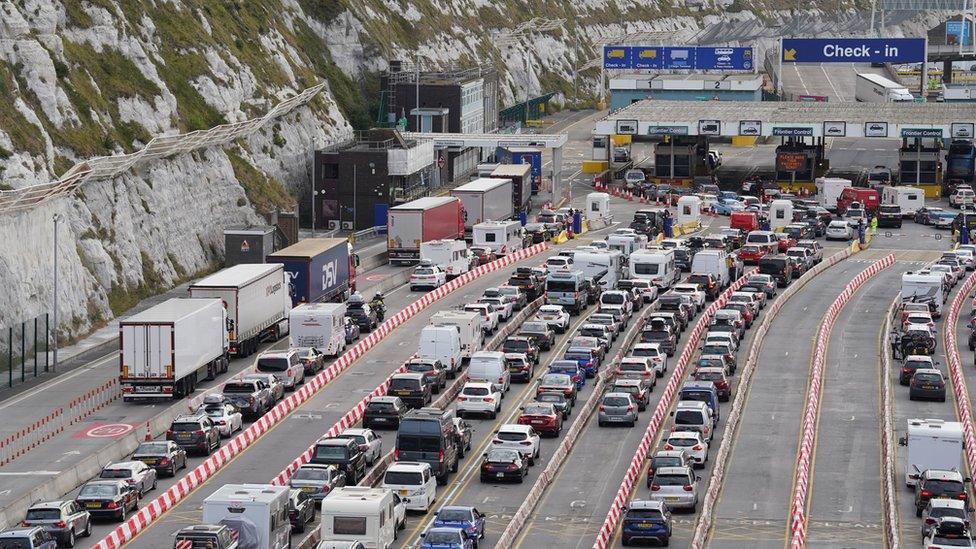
451, 178, 515, 235
119, 298, 229, 401
202, 484, 291, 549
289, 302, 346, 357
900, 418, 964, 487
189, 263, 291, 358
855, 73, 914, 103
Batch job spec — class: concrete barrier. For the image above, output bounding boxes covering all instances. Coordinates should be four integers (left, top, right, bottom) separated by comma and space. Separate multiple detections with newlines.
90, 243, 550, 549
878, 294, 901, 548
689, 249, 851, 547
942, 270, 976, 509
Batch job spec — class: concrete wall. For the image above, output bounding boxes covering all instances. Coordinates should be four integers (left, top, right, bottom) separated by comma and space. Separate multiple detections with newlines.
610, 89, 761, 111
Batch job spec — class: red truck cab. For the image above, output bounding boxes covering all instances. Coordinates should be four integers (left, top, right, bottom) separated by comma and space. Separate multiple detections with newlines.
837, 187, 879, 214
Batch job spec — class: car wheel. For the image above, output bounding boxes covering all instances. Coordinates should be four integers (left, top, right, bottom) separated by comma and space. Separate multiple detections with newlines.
66, 529, 76, 548
82, 520, 92, 537
151, 478, 157, 491
169, 463, 177, 476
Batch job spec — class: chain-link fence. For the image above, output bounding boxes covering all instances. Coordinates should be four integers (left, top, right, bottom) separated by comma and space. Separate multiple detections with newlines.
0, 314, 52, 388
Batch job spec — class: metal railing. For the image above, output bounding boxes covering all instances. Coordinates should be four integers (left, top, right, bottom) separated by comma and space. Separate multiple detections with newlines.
1, 314, 52, 388
0, 83, 333, 216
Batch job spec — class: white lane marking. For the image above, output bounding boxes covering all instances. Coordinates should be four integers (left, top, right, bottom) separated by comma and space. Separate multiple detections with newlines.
0, 471, 62, 476
0, 353, 116, 411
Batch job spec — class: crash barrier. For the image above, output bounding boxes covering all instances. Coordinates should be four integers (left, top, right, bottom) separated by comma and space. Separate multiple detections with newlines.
91, 242, 550, 549
0, 83, 334, 216
788, 254, 895, 548
495, 301, 659, 548
942, 270, 976, 508
878, 296, 902, 549
0, 378, 121, 466
273, 298, 544, 487
690, 248, 852, 547
593, 273, 752, 549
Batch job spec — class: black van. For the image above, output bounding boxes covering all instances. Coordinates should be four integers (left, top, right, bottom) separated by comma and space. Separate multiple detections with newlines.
758, 255, 794, 287
395, 408, 460, 485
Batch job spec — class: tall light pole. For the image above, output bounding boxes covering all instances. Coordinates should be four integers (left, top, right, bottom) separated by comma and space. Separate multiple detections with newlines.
52, 213, 62, 371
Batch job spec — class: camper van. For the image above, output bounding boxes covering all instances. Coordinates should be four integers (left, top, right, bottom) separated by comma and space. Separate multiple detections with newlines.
290, 303, 347, 357
900, 419, 964, 487
473, 220, 524, 256
573, 250, 624, 289
902, 272, 945, 317
768, 200, 794, 230
629, 250, 679, 289
881, 186, 924, 216
202, 484, 290, 549
545, 269, 588, 314
319, 487, 396, 549
420, 240, 472, 278
428, 310, 484, 359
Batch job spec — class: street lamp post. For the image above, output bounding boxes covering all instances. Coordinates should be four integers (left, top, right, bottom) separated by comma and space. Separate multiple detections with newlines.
52, 213, 63, 371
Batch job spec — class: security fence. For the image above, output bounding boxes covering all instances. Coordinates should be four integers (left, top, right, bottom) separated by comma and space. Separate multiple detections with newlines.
0, 313, 52, 388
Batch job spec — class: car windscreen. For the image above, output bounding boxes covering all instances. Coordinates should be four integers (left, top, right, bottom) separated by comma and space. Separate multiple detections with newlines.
643, 331, 670, 340
652, 456, 683, 469
496, 431, 527, 441
654, 473, 690, 486
389, 378, 420, 391
414, 268, 435, 275
602, 396, 631, 407
222, 382, 257, 393
462, 386, 490, 396
546, 280, 578, 292
931, 536, 971, 547
674, 410, 704, 425
696, 371, 723, 382
505, 340, 530, 351
99, 469, 132, 479
293, 468, 330, 481
366, 401, 395, 412
135, 442, 169, 455
79, 484, 117, 497
25, 508, 62, 520
396, 436, 441, 452
925, 479, 966, 493
487, 449, 520, 462
536, 393, 565, 405
913, 373, 943, 383
523, 404, 551, 415
384, 471, 424, 486
406, 363, 435, 373
564, 352, 591, 361
256, 357, 289, 372
437, 509, 472, 522
203, 406, 226, 418
540, 374, 570, 386
0, 539, 31, 549
601, 294, 625, 304
169, 422, 201, 432
313, 445, 348, 460
626, 509, 665, 520
631, 348, 658, 357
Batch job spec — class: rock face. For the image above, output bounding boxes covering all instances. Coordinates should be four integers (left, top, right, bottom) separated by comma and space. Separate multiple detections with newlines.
0, 0, 940, 343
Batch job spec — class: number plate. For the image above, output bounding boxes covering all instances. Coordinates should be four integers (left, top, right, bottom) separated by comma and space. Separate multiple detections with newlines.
399, 490, 409, 496
301, 487, 316, 493
396, 390, 411, 396
531, 420, 545, 425
85, 502, 102, 509
639, 522, 651, 528
665, 496, 680, 502
135, 386, 156, 393
496, 472, 505, 478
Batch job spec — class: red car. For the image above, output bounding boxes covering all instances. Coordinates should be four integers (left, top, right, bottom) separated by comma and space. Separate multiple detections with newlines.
469, 246, 497, 266
693, 367, 732, 401
722, 302, 754, 327
518, 402, 563, 437
738, 245, 767, 265
775, 232, 797, 252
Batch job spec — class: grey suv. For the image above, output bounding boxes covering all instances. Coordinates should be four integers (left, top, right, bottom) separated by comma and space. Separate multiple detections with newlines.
22, 501, 91, 546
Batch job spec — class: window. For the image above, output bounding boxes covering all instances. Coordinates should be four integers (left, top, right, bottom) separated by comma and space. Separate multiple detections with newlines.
322, 163, 339, 179
334, 516, 367, 535
683, 205, 692, 215
633, 263, 660, 275
379, 509, 386, 527
485, 232, 496, 242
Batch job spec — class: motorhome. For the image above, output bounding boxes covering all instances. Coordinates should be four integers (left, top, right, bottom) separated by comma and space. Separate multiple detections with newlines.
420, 239, 472, 278
572, 250, 624, 290
900, 419, 964, 487
472, 220, 524, 256
901, 271, 946, 317
628, 250, 679, 289
319, 487, 396, 549
289, 303, 346, 357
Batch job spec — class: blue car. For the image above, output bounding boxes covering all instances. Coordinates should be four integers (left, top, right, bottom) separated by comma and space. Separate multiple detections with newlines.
432, 506, 486, 543
621, 500, 672, 546
711, 198, 744, 216
563, 347, 599, 378
420, 527, 474, 549
548, 360, 585, 389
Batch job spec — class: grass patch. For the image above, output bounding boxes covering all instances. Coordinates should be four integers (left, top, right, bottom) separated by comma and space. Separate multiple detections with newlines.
226, 149, 294, 214
155, 51, 227, 131
0, 62, 46, 156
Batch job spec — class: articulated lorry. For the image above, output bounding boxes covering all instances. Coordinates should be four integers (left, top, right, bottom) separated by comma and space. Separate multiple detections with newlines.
387, 197, 465, 264
266, 237, 357, 306
189, 263, 291, 357
855, 73, 914, 103
451, 177, 515, 235
119, 298, 229, 400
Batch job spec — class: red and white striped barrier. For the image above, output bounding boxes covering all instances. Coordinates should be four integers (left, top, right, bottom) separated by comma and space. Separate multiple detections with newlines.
592, 273, 752, 549
942, 270, 976, 509
0, 378, 121, 466
91, 243, 550, 549
877, 294, 903, 548
787, 254, 894, 548
690, 249, 852, 547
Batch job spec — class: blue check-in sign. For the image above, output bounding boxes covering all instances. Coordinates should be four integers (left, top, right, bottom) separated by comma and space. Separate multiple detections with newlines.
782, 38, 926, 64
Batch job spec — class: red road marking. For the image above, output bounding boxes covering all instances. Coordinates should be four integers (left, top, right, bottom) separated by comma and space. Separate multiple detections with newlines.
73, 423, 135, 439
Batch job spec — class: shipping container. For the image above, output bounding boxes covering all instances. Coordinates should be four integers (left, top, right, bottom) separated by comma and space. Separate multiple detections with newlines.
119, 298, 229, 400
223, 226, 276, 267
387, 197, 465, 264
188, 264, 291, 357
491, 164, 533, 213
451, 178, 515, 234
266, 237, 355, 306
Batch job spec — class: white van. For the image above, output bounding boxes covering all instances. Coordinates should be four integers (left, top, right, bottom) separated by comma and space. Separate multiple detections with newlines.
881, 186, 924, 216
768, 199, 794, 231
468, 351, 510, 393
473, 220, 523, 255
420, 239, 472, 278
290, 303, 347, 357
815, 177, 851, 212
901, 418, 964, 487
418, 325, 463, 377
381, 462, 436, 512
629, 249, 678, 288
319, 487, 396, 549
428, 310, 485, 359
745, 230, 778, 253
692, 249, 731, 288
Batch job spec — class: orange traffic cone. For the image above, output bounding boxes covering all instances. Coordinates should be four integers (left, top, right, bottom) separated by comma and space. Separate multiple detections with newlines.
144, 423, 152, 442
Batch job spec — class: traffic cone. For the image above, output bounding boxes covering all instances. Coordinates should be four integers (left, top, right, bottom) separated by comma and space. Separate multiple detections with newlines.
144, 422, 152, 442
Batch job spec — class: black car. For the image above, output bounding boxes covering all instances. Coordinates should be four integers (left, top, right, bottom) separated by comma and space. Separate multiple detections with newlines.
346, 295, 378, 331
877, 204, 903, 228
222, 379, 272, 418
519, 321, 556, 351
805, 206, 833, 225
508, 269, 544, 300
132, 440, 187, 476
758, 255, 794, 287
673, 247, 694, 272
914, 470, 970, 516
166, 415, 220, 455
310, 438, 367, 484
75, 480, 139, 522
363, 396, 408, 429
396, 408, 460, 485
503, 336, 539, 364
641, 326, 677, 357
288, 489, 315, 533
535, 391, 573, 419
802, 217, 826, 237
656, 296, 689, 330
452, 417, 474, 458
899, 356, 934, 385
388, 373, 432, 409
479, 448, 528, 483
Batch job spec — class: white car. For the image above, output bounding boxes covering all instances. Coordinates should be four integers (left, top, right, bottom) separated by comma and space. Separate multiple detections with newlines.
929, 264, 959, 286
630, 343, 667, 376
392, 492, 407, 531
410, 263, 447, 291
704, 331, 739, 352
491, 424, 541, 465
198, 401, 244, 438
456, 382, 502, 419
825, 220, 853, 240
256, 350, 305, 390
535, 305, 571, 333
922, 516, 975, 549
950, 188, 975, 208
948, 249, 976, 271
902, 311, 935, 332
625, 169, 646, 187
545, 256, 573, 270
464, 302, 500, 333
336, 428, 383, 465
479, 296, 514, 320
663, 431, 709, 467
671, 284, 706, 311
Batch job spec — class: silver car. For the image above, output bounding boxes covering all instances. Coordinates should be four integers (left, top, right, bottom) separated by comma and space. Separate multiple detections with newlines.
648, 466, 701, 511
598, 392, 639, 427
288, 463, 346, 504
22, 500, 92, 546
97, 461, 157, 497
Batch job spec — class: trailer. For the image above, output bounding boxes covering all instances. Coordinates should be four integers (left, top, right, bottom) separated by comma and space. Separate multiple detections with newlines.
202, 484, 291, 549
420, 239, 472, 278
472, 220, 523, 256
119, 298, 229, 400
901, 419, 964, 487
429, 310, 484, 359
855, 73, 914, 103
497, 147, 543, 194
491, 164, 533, 214
266, 237, 357, 306
451, 178, 515, 234
290, 302, 347, 357
388, 197, 466, 264
188, 264, 291, 358
814, 177, 851, 212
